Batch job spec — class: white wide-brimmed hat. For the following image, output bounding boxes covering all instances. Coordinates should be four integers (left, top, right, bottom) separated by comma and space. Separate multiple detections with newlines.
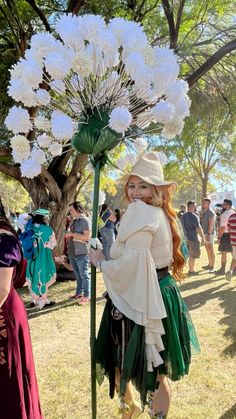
122, 152, 176, 190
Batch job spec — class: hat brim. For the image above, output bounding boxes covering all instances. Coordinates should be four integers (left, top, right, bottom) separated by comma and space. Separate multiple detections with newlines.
33, 209, 50, 216
120, 172, 177, 191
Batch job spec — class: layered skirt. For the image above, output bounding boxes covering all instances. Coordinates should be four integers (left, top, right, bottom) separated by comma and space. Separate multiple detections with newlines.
95, 273, 200, 406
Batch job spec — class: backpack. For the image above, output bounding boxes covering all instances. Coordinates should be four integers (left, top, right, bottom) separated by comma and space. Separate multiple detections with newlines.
19, 220, 37, 260
97, 211, 109, 231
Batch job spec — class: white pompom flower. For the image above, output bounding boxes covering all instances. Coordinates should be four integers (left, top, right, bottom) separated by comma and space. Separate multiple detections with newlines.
34, 116, 51, 131
24, 48, 43, 65
153, 47, 178, 66
132, 65, 153, 91
152, 63, 178, 89
44, 49, 72, 80
174, 95, 191, 120
108, 17, 129, 45
30, 32, 58, 57
10, 135, 31, 162
124, 52, 145, 77
21, 158, 42, 178
152, 101, 175, 124
162, 118, 184, 139
35, 89, 51, 105
94, 29, 118, 55
71, 49, 93, 77
10, 59, 43, 89
55, 14, 84, 50
166, 80, 189, 105
109, 107, 132, 134
80, 14, 106, 43
5, 106, 32, 134
31, 148, 46, 164
37, 133, 53, 148
49, 142, 63, 156
51, 111, 74, 140
8, 79, 38, 107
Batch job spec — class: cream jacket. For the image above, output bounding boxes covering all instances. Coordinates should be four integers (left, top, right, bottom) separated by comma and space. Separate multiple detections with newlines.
101, 200, 173, 371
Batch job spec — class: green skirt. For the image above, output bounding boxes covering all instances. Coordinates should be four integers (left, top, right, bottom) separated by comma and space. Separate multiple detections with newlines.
95, 274, 200, 406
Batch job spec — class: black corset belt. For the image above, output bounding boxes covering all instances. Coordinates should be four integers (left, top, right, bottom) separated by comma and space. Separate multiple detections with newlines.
156, 266, 169, 281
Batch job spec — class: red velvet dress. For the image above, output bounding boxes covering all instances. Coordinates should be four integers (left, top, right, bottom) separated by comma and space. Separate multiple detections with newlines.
0, 233, 42, 419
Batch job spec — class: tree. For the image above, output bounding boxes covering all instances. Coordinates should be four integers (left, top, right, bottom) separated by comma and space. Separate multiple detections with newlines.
0, 173, 30, 213
156, 94, 236, 199
1, 0, 236, 251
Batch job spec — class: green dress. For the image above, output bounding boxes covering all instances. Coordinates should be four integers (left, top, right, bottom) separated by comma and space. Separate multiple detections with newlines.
94, 201, 200, 407
26, 223, 56, 302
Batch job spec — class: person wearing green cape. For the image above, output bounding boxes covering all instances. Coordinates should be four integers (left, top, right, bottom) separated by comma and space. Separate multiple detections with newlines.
90, 152, 200, 419
26, 209, 57, 309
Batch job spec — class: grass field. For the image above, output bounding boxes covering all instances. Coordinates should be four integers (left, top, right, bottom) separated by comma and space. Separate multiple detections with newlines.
19, 245, 236, 419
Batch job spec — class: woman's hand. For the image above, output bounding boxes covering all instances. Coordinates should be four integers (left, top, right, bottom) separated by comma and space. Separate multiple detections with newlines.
89, 248, 106, 268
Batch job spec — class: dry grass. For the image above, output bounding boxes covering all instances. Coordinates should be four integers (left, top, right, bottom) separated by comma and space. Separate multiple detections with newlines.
19, 245, 236, 419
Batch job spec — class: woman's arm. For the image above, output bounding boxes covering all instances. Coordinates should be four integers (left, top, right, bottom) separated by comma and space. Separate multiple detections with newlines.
0, 267, 13, 307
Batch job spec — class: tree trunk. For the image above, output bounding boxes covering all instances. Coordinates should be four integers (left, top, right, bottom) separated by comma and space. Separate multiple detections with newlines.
201, 175, 208, 199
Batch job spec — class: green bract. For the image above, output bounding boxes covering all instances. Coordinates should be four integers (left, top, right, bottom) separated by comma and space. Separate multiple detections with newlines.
72, 110, 120, 159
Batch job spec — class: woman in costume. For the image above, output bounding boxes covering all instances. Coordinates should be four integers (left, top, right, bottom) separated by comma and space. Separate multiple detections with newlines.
90, 152, 200, 419
26, 209, 57, 309
0, 206, 43, 419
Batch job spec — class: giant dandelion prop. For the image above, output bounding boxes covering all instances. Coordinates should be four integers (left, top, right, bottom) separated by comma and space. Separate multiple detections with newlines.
5, 13, 191, 417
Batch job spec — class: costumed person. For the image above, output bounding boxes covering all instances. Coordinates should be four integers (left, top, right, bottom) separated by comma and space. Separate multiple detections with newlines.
89, 152, 200, 419
26, 209, 57, 309
0, 204, 42, 419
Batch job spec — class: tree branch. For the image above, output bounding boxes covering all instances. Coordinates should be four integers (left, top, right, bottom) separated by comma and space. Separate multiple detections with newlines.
67, 0, 86, 14
38, 166, 62, 203
0, 146, 11, 158
24, 0, 51, 32
187, 38, 236, 87
161, 0, 176, 49
0, 161, 22, 182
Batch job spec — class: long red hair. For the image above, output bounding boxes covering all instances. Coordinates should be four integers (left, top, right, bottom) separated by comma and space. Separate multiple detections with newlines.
153, 186, 185, 282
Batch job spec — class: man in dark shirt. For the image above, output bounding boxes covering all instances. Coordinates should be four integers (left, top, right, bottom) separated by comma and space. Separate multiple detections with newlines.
181, 200, 205, 276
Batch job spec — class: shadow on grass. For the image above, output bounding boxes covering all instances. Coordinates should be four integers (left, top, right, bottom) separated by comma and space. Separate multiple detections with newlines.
184, 282, 236, 356
179, 275, 222, 291
218, 287, 236, 357
219, 403, 236, 418
183, 283, 226, 310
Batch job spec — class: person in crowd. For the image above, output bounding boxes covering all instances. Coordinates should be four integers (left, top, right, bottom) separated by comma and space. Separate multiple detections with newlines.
215, 199, 235, 275
114, 208, 122, 237
65, 201, 91, 305
90, 152, 200, 419
177, 204, 187, 219
225, 210, 236, 281
200, 198, 216, 273
98, 203, 116, 259
26, 208, 57, 309
0, 204, 42, 418
181, 200, 205, 276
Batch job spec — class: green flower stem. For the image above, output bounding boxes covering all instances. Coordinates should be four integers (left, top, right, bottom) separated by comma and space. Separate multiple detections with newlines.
91, 159, 101, 419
